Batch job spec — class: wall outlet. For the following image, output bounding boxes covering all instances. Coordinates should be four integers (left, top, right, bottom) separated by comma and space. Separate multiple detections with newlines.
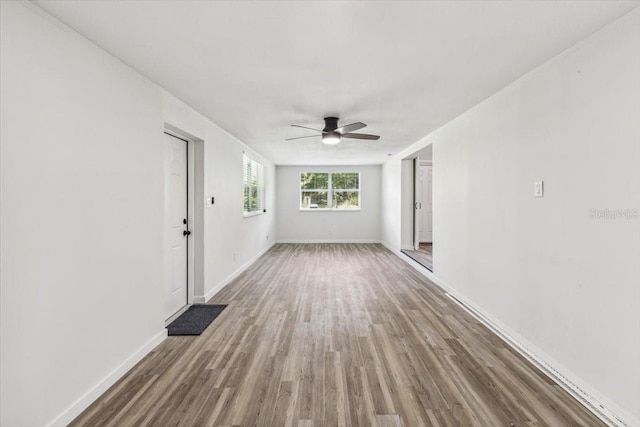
534, 181, 544, 198
266, 235, 269, 241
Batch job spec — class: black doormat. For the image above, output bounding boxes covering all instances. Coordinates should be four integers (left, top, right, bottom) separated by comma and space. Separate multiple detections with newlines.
167, 304, 227, 336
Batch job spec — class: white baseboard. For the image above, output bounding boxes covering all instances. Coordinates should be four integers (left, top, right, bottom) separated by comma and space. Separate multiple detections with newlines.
276, 239, 381, 244
381, 240, 400, 253
47, 329, 167, 427
195, 242, 277, 304
385, 241, 638, 427
164, 304, 190, 326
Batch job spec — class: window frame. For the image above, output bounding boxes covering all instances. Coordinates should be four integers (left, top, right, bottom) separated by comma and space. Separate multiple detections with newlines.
243, 153, 265, 217
299, 172, 361, 211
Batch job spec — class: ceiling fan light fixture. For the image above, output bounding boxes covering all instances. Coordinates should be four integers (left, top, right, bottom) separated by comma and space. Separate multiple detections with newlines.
322, 134, 341, 145
287, 117, 379, 143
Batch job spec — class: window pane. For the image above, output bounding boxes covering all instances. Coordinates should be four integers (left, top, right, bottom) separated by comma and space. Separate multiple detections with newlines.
301, 191, 328, 208
301, 173, 328, 189
251, 185, 258, 207
331, 172, 359, 189
332, 191, 359, 209
244, 154, 265, 214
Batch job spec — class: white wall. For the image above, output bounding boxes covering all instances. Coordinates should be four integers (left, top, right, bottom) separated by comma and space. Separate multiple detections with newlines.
381, 159, 402, 249
276, 165, 380, 243
0, 3, 164, 425
201, 121, 276, 300
0, 2, 275, 426
382, 9, 640, 425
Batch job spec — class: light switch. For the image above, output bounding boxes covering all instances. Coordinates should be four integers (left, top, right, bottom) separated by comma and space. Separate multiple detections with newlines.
534, 181, 544, 198
206, 197, 212, 207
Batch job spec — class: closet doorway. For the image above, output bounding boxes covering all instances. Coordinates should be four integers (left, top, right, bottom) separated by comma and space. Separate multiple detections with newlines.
401, 145, 433, 271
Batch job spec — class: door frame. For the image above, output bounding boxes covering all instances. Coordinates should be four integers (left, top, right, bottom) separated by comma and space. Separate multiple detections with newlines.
163, 128, 198, 324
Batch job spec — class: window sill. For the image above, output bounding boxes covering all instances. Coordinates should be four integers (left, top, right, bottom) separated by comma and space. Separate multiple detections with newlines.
299, 208, 361, 212
243, 210, 265, 218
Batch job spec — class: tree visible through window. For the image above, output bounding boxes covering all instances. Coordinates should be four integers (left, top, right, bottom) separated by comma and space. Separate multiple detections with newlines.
300, 172, 360, 210
243, 154, 264, 216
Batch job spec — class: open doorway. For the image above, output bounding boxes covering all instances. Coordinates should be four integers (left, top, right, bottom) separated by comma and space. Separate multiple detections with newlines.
401, 144, 433, 271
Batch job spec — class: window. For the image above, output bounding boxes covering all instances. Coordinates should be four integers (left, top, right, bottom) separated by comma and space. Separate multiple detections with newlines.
300, 172, 360, 210
243, 154, 265, 216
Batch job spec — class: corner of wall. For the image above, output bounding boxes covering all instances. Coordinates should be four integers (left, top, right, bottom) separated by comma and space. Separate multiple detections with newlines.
200, 241, 277, 303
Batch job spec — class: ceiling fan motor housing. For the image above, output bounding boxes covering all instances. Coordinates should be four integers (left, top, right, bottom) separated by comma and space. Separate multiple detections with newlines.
323, 117, 339, 133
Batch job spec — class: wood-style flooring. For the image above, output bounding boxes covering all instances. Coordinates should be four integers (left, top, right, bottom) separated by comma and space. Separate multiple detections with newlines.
71, 244, 604, 426
402, 243, 433, 271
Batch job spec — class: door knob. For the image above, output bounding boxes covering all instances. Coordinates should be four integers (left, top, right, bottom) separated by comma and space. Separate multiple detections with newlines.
183, 230, 191, 236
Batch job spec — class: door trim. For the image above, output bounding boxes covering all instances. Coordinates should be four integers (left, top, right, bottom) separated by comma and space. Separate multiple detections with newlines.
165, 304, 190, 326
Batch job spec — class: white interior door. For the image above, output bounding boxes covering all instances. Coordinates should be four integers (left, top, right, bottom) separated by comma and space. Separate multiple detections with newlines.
420, 165, 433, 243
164, 133, 188, 319
413, 158, 421, 250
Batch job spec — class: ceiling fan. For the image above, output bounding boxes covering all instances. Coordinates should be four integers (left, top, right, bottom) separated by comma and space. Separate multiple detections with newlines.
286, 117, 380, 145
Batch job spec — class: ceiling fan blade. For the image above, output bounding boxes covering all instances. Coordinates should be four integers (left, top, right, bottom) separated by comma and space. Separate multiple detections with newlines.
291, 124, 326, 133
285, 134, 322, 141
335, 122, 366, 134
341, 133, 380, 140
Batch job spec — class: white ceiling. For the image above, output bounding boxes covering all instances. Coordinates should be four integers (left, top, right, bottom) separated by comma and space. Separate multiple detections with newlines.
35, 0, 639, 165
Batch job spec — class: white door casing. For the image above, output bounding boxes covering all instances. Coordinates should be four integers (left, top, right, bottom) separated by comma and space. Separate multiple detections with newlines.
164, 133, 188, 319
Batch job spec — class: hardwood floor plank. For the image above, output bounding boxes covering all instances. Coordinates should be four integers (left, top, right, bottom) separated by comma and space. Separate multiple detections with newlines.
69, 244, 606, 426
374, 414, 403, 427
269, 381, 297, 427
